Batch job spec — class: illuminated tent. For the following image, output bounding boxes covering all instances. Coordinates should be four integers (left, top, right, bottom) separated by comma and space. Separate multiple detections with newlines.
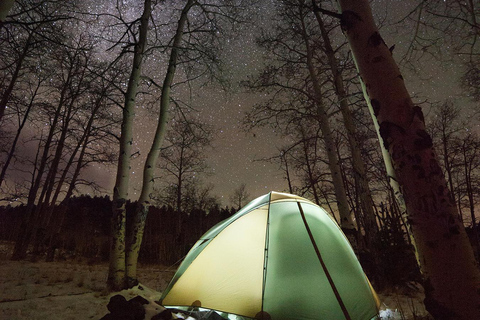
160, 191, 380, 320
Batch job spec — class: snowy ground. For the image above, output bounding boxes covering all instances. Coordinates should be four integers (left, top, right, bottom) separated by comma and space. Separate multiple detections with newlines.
0, 248, 175, 320
0, 248, 430, 319
377, 284, 431, 320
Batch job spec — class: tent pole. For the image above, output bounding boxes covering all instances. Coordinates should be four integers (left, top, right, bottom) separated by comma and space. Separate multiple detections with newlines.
296, 202, 352, 320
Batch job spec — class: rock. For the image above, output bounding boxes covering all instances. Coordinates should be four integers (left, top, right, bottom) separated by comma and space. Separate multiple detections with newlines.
104, 294, 146, 320
107, 295, 129, 314
127, 297, 146, 320
151, 309, 172, 320
129, 295, 149, 305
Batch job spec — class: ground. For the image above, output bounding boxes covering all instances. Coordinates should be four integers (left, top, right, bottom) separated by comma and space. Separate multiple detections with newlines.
0, 246, 430, 319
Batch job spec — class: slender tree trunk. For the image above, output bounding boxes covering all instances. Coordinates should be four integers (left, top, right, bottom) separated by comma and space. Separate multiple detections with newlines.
461, 139, 480, 259
125, 0, 195, 288
298, 7, 355, 230
46, 123, 95, 262
0, 81, 38, 187
281, 151, 294, 193
456, 187, 464, 223
0, 30, 34, 122
31, 99, 75, 253
39, 57, 86, 212
440, 126, 455, 196
462, 144, 475, 228
31, 60, 87, 253
11, 77, 69, 260
312, 1, 378, 242
108, 0, 152, 291
300, 131, 321, 205
337, 0, 480, 318
43, 103, 99, 256
176, 151, 184, 215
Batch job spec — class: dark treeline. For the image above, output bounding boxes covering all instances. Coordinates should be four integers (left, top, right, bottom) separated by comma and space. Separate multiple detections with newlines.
1, 193, 459, 291
0, 195, 236, 266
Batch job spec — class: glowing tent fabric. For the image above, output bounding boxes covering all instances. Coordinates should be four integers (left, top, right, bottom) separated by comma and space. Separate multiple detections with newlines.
160, 192, 380, 320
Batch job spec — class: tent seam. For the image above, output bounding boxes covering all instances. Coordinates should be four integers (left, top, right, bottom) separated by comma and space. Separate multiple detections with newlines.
296, 201, 352, 320
260, 191, 272, 316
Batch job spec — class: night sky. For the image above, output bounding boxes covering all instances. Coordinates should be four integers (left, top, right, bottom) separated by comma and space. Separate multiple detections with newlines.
88, 0, 288, 205
3, 0, 477, 207
78, 0, 477, 205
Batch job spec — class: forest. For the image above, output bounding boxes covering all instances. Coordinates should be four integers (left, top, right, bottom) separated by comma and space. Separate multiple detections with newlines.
0, 0, 479, 319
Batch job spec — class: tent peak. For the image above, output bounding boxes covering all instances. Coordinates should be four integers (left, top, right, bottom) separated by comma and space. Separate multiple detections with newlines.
268, 191, 314, 204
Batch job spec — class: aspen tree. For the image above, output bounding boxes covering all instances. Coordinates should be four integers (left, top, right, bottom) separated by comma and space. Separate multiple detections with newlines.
108, 0, 152, 291
336, 0, 480, 318
125, 0, 195, 287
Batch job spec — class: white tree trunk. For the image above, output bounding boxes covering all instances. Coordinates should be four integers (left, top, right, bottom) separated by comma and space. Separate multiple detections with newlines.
125, 0, 195, 287
299, 7, 355, 231
108, 0, 151, 291
312, 4, 377, 242
337, 0, 480, 318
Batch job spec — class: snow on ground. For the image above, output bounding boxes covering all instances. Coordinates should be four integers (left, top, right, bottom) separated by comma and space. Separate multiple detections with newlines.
0, 255, 175, 320
377, 284, 431, 319
0, 250, 430, 319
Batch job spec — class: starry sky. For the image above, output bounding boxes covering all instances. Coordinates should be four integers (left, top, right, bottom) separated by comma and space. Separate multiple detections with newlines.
84, 0, 478, 207
2, 0, 477, 207
86, 0, 290, 205
127, 11, 285, 204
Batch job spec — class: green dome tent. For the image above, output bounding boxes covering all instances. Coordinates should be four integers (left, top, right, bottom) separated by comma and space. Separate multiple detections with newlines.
160, 191, 380, 320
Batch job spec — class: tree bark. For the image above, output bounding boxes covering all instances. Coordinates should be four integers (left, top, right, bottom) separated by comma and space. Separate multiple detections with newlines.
108, 0, 152, 291
337, 0, 480, 318
298, 5, 355, 230
312, 1, 378, 243
125, 0, 195, 287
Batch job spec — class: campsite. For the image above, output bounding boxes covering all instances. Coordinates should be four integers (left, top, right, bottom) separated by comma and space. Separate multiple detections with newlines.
0, 192, 443, 319
0, 194, 431, 319
0, 253, 429, 319
1, 0, 480, 319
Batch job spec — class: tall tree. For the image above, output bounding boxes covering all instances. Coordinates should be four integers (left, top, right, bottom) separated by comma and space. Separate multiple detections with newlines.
311, 0, 378, 246
245, 0, 356, 231
110, 0, 249, 289
336, 0, 480, 318
429, 101, 464, 217
38, 61, 121, 260
124, 0, 195, 288
11, 32, 92, 260
298, 2, 354, 231
458, 133, 480, 231
108, 0, 152, 291
0, 66, 49, 187
0, 0, 72, 122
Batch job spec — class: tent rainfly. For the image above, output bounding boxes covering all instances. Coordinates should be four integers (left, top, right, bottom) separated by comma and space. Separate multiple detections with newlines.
160, 191, 380, 320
